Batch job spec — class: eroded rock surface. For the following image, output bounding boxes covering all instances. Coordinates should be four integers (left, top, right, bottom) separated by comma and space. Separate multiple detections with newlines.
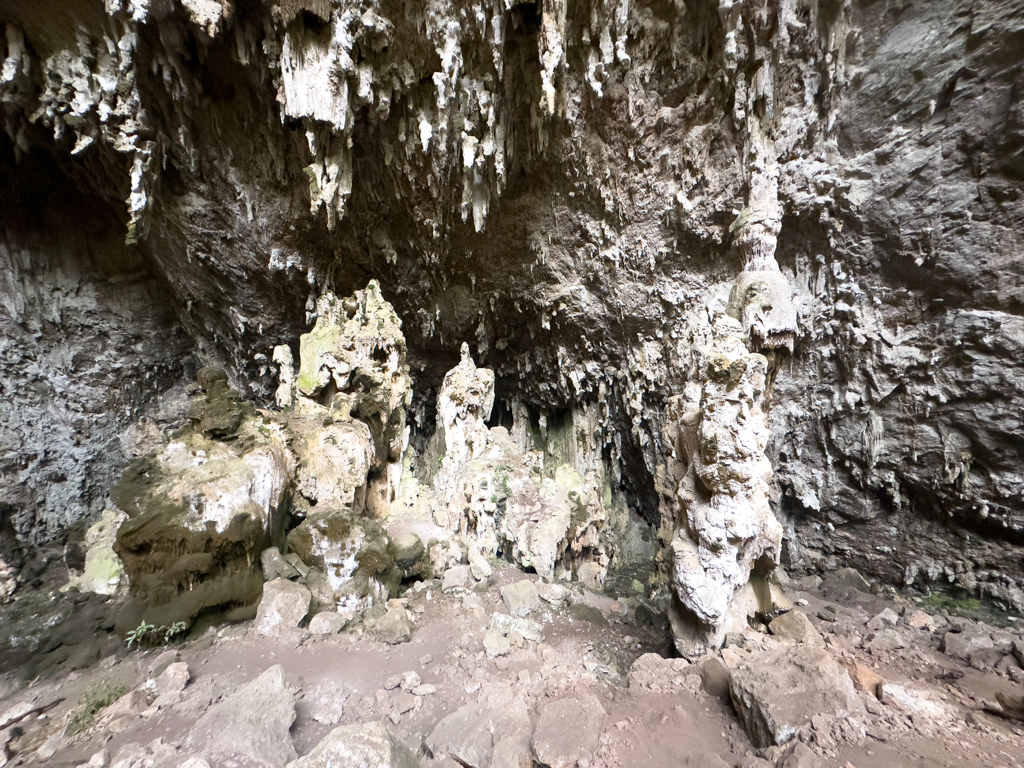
288, 721, 418, 768
112, 371, 293, 630
187, 665, 297, 768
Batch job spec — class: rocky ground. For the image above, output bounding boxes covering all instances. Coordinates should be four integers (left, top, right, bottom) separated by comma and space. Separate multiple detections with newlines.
0, 561, 1022, 768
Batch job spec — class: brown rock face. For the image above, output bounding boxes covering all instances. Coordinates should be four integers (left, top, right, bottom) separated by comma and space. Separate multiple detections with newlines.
111, 389, 293, 631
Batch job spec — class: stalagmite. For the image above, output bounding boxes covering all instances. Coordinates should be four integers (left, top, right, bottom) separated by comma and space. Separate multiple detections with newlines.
668, 316, 782, 657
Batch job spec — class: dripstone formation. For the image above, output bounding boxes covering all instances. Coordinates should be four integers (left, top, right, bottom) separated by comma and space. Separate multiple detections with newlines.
2, 0, 1024, 650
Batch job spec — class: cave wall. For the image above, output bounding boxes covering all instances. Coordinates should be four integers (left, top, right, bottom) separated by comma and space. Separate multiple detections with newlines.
1, 0, 1022, 608
0, 143, 192, 549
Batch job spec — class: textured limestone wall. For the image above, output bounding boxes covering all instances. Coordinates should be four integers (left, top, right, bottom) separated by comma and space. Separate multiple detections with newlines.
1, 0, 1022, 610
0, 145, 191, 552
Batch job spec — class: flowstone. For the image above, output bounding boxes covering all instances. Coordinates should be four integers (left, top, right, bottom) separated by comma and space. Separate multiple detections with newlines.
726, 271, 797, 354
63, 506, 127, 597
274, 282, 413, 620
437, 343, 495, 468
287, 510, 398, 621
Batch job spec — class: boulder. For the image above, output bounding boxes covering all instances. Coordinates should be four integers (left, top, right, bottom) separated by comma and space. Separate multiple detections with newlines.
489, 613, 545, 643
501, 580, 539, 618
156, 662, 190, 696
820, 567, 870, 595
287, 722, 418, 768
468, 544, 492, 581
904, 610, 933, 630
147, 649, 180, 678
306, 680, 348, 726
261, 547, 301, 581
391, 532, 426, 577
373, 606, 413, 644
188, 665, 296, 767
308, 611, 346, 635
532, 695, 606, 768
427, 690, 531, 768
700, 656, 732, 699
768, 611, 822, 644
442, 565, 472, 592
995, 690, 1024, 720
729, 645, 861, 748
537, 582, 569, 607
576, 562, 604, 590
428, 703, 496, 768
483, 629, 511, 658
112, 392, 293, 631
626, 653, 695, 691
254, 579, 312, 636
285, 553, 311, 579
866, 608, 900, 630
940, 626, 995, 659
867, 628, 906, 651
878, 683, 955, 722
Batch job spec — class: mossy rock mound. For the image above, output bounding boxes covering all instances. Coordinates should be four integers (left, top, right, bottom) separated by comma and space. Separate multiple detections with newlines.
112, 398, 293, 633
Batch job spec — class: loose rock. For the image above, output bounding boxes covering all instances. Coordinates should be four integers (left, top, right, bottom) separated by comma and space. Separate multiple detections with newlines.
373, 606, 413, 644
820, 568, 870, 595
262, 547, 301, 581
532, 694, 606, 768
768, 611, 822, 644
187, 665, 296, 767
254, 579, 312, 636
287, 721, 418, 768
729, 645, 861, 748
500, 580, 539, 618
309, 611, 346, 635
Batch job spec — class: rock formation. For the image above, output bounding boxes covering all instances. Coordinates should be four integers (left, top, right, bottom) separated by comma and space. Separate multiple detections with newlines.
1, 0, 1024, 641
111, 368, 294, 631
668, 316, 783, 656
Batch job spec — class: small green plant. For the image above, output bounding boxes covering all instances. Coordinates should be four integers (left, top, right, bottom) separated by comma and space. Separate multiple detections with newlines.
125, 620, 187, 649
495, 465, 511, 497
164, 621, 187, 642
125, 620, 155, 649
66, 681, 128, 735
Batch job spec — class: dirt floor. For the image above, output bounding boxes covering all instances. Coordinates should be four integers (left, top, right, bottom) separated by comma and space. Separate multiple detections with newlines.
1, 562, 1022, 768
